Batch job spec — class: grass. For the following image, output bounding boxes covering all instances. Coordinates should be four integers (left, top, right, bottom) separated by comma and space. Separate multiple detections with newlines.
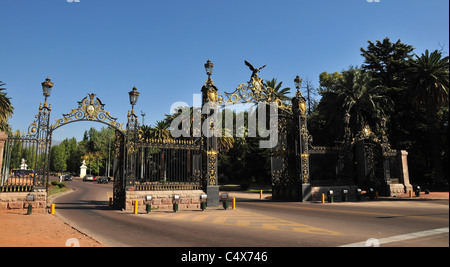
48, 181, 70, 197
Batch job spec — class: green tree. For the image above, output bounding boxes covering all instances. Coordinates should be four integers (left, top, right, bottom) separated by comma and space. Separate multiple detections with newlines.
360, 38, 418, 145
313, 67, 392, 144
0, 81, 14, 131
150, 120, 172, 140
139, 125, 153, 142
51, 145, 67, 173
263, 78, 291, 102
335, 66, 392, 132
361, 37, 415, 90
408, 49, 449, 186
62, 138, 80, 174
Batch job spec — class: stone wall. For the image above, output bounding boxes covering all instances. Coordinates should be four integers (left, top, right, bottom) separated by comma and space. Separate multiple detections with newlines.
388, 183, 408, 196
0, 191, 47, 213
125, 190, 206, 212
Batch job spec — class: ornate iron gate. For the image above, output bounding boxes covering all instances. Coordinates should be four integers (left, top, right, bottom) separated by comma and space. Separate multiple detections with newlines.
1, 97, 51, 193
1, 83, 132, 209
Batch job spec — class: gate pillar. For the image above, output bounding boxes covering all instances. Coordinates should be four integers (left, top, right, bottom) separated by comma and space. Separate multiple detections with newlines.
292, 85, 311, 202
201, 72, 220, 207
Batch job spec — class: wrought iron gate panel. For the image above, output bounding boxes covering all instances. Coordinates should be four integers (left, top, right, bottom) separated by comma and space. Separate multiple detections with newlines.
1, 132, 51, 192
361, 140, 385, 189
127, 139, 202, 191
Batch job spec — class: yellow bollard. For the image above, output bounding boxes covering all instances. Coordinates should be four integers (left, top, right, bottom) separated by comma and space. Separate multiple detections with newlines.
232, 197, 236, 209
134, 200, 138, 214
375, 191, 379, 200
260, 190, 263, 200
409, 190, 413, 198
321, 193, 325, 204
51, 204, 55, 215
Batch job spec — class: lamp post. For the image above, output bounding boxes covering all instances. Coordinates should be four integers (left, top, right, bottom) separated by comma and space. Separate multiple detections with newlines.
126, 86, 140, 188
294, 75, 302, 91
128, 86, 140, 113
41, 77, 54, 109
204, 59, 214, 79
41, 77, 54, 99
32, 77, 54, 190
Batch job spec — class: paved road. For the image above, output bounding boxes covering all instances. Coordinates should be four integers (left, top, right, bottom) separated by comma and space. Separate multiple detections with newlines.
53, 178, 449, 247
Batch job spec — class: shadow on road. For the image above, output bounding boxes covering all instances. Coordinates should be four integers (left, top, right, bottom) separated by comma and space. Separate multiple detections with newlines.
54, 200, 111, 210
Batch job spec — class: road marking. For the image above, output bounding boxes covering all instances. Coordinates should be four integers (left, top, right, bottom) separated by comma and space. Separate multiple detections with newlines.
147, 210, 342, 236
340, 227, 449, 247
246, 202, 449, 222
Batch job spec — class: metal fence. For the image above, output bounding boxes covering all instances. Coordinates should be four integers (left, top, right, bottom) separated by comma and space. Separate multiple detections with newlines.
127, 138, 203, 190
1, 133, 49, 192
309, 146, 355, 186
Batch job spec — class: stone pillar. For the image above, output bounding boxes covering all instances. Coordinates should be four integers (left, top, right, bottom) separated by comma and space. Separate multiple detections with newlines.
398, 150, 412, 193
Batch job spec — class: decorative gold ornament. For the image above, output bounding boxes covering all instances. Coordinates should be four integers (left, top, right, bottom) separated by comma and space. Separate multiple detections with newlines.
207, 89, 217, 102
51, 93, 125, 132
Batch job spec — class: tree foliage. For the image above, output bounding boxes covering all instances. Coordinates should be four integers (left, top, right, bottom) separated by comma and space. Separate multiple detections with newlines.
311, 38, 449, 187
50, 127, 115, 175
0, 81, 14, 131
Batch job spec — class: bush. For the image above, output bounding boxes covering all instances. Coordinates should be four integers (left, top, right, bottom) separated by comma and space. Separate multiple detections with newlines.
51, 180, 66, 188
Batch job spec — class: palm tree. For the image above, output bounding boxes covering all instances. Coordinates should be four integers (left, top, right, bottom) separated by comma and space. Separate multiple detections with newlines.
335, 66, 392, 132
139, 125, 153, 142
315, 67, 392, 142
150, 120, 172, 140
263, 78, 291, 102
0, 81, 14, 132
408, 49, 449, 186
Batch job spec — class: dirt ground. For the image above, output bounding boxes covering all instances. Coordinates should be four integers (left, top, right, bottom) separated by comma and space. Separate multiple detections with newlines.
0, 210, 105, 247
0, 191, 447, 247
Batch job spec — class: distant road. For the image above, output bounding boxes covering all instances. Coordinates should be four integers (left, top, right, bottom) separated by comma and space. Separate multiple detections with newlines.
52, 178, 449, 247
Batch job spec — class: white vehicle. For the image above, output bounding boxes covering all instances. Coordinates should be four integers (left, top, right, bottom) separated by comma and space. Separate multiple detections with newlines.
83, 174, 94, 182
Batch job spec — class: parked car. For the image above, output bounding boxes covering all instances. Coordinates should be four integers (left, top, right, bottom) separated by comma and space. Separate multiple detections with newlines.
83, 174, 94, 182
64, 175, 73, 181
97, 176, 108, 184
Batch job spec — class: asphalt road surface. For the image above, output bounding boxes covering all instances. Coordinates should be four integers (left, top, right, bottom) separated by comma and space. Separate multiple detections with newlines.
53, 178, 449, 247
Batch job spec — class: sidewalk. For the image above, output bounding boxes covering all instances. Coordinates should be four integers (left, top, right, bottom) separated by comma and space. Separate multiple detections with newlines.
0, 210, 105, 247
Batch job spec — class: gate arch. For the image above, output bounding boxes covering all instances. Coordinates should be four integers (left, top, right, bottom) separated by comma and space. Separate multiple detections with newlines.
46, 93, 129, 209
202, 61, 311, 202
1, 85, 132, 210
49, 93, 125, 134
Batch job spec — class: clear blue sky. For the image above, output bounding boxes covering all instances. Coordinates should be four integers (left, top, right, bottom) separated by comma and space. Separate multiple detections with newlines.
1, 0, 448, 142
